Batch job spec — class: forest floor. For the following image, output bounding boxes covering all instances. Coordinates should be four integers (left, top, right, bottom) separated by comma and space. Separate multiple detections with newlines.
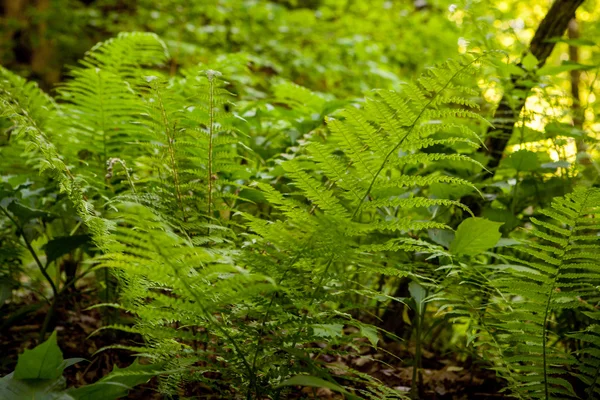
0, 291, 504, 399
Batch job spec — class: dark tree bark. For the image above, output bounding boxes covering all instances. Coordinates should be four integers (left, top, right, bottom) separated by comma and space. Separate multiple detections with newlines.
483, 0, 585, 171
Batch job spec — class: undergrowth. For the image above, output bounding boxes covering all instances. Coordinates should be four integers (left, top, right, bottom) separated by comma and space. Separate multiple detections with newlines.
1, 32, 599, 400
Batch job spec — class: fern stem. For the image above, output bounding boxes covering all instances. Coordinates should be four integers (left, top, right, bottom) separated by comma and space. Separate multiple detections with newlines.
154, 86, 186, 221
250, 178, 334, 382
207, 70, 216, 220
289, 256, 335, 350
275, 256, 335, 399
1, 207, 57, 297
106, 157, 138, 200
94, 71, 108, 176
411, 301, 426, 399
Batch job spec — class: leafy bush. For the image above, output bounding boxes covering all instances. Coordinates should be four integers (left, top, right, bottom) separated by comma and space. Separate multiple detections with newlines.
1, 4, 600, 398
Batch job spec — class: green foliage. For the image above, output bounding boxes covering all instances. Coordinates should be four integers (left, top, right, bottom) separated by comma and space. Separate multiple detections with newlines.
0, 331, 156, 400
489, 187, 600, 399
14, 332, 66, 380
450, 217, 503, 256
1, 3, 600, 397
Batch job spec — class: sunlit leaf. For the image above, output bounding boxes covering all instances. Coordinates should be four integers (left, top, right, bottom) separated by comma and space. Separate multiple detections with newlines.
450, 218, 503, 256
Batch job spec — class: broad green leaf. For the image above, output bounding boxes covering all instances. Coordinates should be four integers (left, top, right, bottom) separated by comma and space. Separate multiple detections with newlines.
506, 149, 539, 171
506, 63, 526, 77
482, 208, 520, 234
494, 238, 520, 248
430, 182, 474, 200
409, 281, 427, 315
43, 235, 92, 266
14, 332, 64, 380
427, 229, 454, 248
521, 52, 539, 71
450, 218, 503, 256
312, 324, 344, 339
0, 373, 73, 400
0, 185, 17, 208
7, 201, 53, 225
278, 375, 361, 399
545, 122, 588, 139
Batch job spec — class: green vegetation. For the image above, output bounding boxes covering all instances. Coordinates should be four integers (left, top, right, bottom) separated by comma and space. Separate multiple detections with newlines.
1, 1, 600, 399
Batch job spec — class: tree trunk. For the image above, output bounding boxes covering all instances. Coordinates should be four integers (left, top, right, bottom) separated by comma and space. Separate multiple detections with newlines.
482, 0, 585, 171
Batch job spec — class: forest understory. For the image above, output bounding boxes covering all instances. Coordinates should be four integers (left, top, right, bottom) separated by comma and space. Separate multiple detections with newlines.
1, 0, 600, 399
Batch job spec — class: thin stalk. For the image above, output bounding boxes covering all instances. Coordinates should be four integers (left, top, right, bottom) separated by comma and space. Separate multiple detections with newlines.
154, 84, 186, 221
249, 240, 313, 396
40, 265, 95, 342
207, 71, 216, 219
39, 297, 56, 342
1, 207, 57, 297
1, 207, 60, 343
106, 158, 138, 199
510, 171, 520, 214
411, 301, 427, 399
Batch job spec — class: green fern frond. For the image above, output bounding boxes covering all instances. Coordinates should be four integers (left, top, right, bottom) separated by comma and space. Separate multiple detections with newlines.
491, 187, 600, 399
57, 33, 170, 193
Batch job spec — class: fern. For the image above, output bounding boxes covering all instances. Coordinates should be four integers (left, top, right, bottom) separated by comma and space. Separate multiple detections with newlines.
2, 37, 520, 398
490, 187, 600, 399
570, 311, 600, 400
241, 55, 490, 397
0, 66, 111, 249
0, 66, 58, 176
56, 32, 169, 197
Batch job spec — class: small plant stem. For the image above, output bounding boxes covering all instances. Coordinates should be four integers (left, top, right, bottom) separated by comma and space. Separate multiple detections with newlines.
1, 207, 57, 297
411, 302, 426, 399
111, 158, 137, 195
154, 84, 186, 221
207, 71, 215, 219
249, 240, 312, 397
39, 297, 57, 342
510, 171, 519, 214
